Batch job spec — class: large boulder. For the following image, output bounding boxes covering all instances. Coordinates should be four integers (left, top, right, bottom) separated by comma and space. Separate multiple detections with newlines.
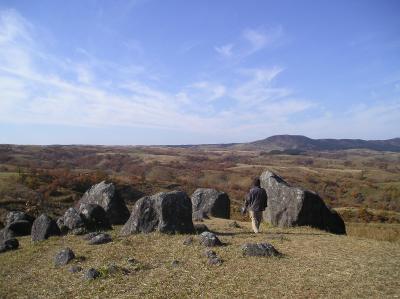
120, 191, 195, 235
78, 203, 112, 231
77, 181, 130, 225
191, 188, 230, 220
31, 214, 61, 241
5, 211, 34, 226
260, 171, 346, 234
5, 220, 32, 236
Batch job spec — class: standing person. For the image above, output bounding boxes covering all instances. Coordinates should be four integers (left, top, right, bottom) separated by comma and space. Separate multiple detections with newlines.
243, 177, 268, 233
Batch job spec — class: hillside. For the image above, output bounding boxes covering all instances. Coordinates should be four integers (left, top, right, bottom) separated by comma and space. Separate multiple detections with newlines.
234, 135, 400, 152
1, 218, 399, 298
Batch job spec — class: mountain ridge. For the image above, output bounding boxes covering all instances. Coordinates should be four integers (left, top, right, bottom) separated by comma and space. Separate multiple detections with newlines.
235, 134, 400, 152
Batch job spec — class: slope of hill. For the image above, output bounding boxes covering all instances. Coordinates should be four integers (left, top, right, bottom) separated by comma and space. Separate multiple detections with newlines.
235, 135, 400, 152
1, 218, 399, 298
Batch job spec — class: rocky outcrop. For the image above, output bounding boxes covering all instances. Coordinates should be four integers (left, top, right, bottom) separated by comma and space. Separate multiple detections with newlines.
260, 170, 346, 234
191, 188, 230, 220
31, 214, 61, 241
120, 191, 195, 235
78, 181, 130, 225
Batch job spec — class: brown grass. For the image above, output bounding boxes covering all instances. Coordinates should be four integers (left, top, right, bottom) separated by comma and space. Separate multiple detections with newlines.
1, 218, 400, 298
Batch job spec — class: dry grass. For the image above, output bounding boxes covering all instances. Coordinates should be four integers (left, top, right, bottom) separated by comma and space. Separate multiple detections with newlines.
346, 222, 400, 243
1, 218, 400, 298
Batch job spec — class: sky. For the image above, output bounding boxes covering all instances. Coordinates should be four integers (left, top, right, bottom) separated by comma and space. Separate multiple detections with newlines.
0, 0, 399, 145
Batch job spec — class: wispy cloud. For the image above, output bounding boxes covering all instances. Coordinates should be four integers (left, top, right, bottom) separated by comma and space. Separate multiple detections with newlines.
215, 43, 234, 58
0, 9, 398, 143
242, 26, 284, 54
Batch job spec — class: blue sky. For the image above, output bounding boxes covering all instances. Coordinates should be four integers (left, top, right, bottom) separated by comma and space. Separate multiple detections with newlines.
0, 0, 399, 145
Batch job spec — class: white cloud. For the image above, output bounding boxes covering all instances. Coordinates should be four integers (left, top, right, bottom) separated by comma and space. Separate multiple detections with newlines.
0, 9, 398, 143
215, 43, 234, 58
242, 26, 283, 53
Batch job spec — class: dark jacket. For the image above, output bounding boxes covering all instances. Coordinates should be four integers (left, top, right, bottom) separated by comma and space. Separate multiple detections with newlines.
245, 187, 268, 212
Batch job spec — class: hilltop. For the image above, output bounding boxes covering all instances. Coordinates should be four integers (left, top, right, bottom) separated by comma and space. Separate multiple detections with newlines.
169, 135, 400, 153
1, 218, 399, 298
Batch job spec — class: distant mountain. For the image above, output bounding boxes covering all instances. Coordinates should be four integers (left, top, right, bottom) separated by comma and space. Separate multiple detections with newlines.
234, 135, 400, 152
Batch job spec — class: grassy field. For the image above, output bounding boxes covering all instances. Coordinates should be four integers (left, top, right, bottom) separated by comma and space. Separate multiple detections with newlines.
1, 218, 400, 299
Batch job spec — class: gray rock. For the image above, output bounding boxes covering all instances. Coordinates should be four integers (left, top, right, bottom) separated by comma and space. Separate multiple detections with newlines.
194, 223, 209, 234
5, 211, 34, 226
228, 221, 241, 228
79, 203, 112, 231
183, 236, 193, 245
69, 265, 82, 273
88, 233, 112, 245
120, 191, 195, 235
6, 220, 32, 236
0, 228, 15, 243
260, 170, 346, 234
242, 243, 281, 257
0, 238, 19, 253
71, 227, 86, 235
54, 248, 75, 266
61, 208, 85, 231
31, 214, 61, 241
191, 188, 230, 220
83, 231, 102, 240
78, 181, 130, 225
171, 260, 180, 267
204, 249, 223, 266
56, 218, 68, 234
84, 268, 100, 280
199, 231, 222, 247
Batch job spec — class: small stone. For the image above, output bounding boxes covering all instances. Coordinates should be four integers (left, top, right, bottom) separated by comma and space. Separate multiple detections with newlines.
171, 260, 179, 267
82, 231, 102, 240
199, 231, 223, 247
127, 257, 137, 264
54, 248, 75, 267
208, 256, 223, 266
183, 236, 193, 245
87, 233, 112, 245
84, 268, 101, 280
69, 265, 82, 273
204, 249, 223, 266
228, 221, 241, 228
71, 227, 86, 235
242, 243, 282, 257
204, 249, 217, 258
